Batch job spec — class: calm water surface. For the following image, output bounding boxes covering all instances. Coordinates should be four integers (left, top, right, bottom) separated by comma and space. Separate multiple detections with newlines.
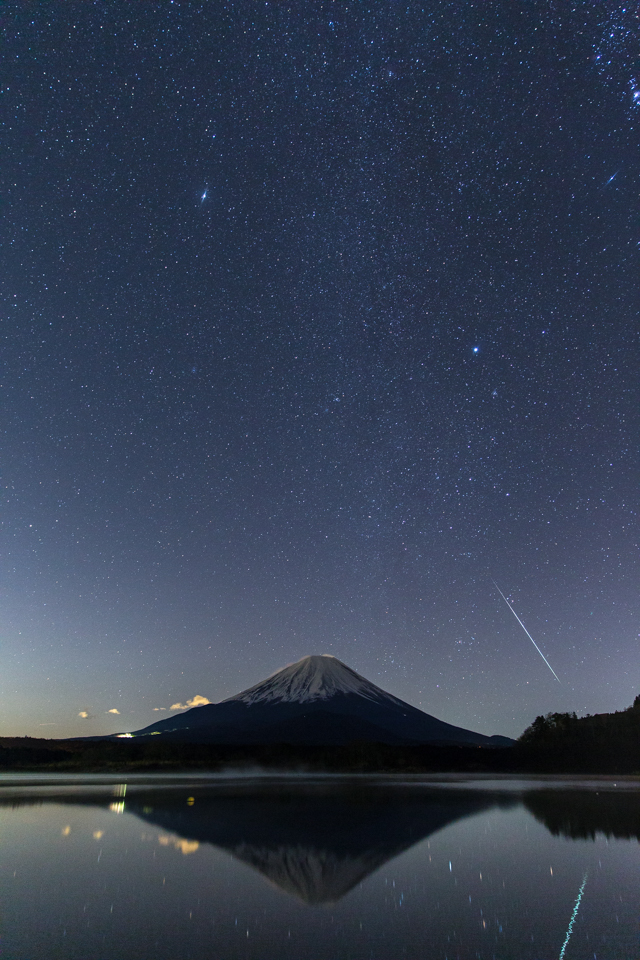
0, 774, 637, 959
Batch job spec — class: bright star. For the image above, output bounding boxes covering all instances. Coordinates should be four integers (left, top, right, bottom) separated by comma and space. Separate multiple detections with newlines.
201, 189, 207, 202
472, 346, 479, 354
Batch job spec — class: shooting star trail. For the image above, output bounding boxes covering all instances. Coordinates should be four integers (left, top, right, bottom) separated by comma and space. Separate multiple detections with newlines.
559, 872, 588, 959
493, 581, 561, 682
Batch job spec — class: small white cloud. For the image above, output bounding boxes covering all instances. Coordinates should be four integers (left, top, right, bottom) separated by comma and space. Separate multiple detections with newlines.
107, 708, 120, 715
170, 695, 211, 711
78, 710, 95, 720
187, 695, 211, 708
153, 707, 167, 712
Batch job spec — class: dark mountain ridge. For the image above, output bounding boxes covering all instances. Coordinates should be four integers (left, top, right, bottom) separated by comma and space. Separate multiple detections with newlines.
128, 655, 513, 747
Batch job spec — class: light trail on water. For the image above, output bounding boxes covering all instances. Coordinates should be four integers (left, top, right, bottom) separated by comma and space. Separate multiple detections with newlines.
558, 872, 588, 959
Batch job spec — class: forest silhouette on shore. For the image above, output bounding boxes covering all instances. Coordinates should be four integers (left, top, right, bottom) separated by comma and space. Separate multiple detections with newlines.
1, 696, 638, 775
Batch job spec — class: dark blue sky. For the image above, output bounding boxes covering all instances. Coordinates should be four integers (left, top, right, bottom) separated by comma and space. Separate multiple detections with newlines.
2, 1, 638, 738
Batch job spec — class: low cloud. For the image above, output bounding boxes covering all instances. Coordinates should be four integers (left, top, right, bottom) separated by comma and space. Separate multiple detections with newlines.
153, 707, 167, 712
170, 695, 211, 711
107, 708, 120, 715
78, 710, 96, 720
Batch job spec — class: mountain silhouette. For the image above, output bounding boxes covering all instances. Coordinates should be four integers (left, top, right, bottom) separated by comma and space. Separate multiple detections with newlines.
128, 655, 512, 747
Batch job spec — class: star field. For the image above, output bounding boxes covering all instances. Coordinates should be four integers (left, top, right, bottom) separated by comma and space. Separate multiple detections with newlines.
2, 1, 639, 738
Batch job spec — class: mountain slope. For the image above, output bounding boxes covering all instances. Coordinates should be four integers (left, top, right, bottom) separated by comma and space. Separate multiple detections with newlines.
223, 654, 406, 706
129, 655, 512, 746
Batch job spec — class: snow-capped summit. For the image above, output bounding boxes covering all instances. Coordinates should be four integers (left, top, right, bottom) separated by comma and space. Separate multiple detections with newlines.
128, 654, 514, 747
224, 654, 404, 707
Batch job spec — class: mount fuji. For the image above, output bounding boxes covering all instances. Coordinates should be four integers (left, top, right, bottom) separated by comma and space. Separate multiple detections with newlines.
128, 655, 512, 747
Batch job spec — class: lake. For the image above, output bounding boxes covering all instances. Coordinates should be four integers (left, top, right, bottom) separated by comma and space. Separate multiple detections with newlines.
0, 774, 637, 959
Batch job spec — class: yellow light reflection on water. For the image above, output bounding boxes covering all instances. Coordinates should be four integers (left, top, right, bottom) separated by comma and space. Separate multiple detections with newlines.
158, 834, 199, 855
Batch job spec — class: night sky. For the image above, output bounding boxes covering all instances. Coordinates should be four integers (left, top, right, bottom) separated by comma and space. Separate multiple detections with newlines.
3, 2, 639, 740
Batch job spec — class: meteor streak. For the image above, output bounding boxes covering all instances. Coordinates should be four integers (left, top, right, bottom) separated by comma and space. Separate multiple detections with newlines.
493, 581, 561, 682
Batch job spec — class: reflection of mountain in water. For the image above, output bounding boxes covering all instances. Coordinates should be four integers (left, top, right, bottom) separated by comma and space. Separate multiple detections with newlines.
126, 782, 510, 904
524, 789, 640, 843
2, 779, 638, 899
228, 841, 390, 904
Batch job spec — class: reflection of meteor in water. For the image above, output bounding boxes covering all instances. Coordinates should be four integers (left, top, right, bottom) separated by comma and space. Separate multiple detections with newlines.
493, 581, 561, 682
558, 872, 588, 959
